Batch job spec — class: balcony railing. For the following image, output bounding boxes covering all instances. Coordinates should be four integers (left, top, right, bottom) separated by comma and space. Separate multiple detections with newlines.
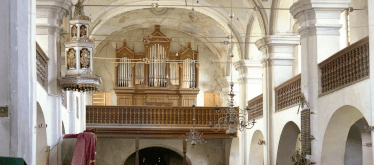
247, 94, 263, 120
275, 74, 301, 111
36, 42, 48, 90
319, 37, 369, 96
86, 106, 233, 127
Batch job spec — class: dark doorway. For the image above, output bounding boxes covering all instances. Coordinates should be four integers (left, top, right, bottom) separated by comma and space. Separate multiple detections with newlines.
124, 147, 184, 165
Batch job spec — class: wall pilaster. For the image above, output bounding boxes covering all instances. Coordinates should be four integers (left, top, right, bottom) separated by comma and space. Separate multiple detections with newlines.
256, 35, 299, 164
290, 0, 350, 164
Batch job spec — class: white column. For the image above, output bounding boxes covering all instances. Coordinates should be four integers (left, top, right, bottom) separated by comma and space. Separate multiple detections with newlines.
290, 1, 350, 164
233, 60, 263, 165
255, 35, 300, 165
368, 0, 374, 163
0, 0, 37, 164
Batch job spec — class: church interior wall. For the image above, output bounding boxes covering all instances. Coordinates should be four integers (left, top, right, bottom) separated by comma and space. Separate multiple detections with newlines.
0, 0, 11, 157
93, 28, 224, 106
61, 137, 232, 165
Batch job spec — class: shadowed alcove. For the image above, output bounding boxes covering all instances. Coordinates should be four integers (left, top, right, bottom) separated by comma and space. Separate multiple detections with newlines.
124, 147, 185, 165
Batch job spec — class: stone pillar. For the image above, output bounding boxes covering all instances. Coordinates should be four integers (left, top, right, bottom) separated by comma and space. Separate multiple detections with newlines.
4, 0, 37, 164
233, 60, 262, 164
368, 0, 374, 163
256, 35, 299, 164
290, 1, 349, 164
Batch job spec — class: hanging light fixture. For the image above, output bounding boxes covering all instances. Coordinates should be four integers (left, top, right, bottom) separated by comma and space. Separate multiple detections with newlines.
59, 0, 102, 93
183, 35, 206, 148
209, 0, 255, 136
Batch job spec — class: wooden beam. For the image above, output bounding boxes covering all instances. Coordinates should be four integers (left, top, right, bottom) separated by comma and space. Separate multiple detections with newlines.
135, 137, 139, 165
183, 137, 187, 165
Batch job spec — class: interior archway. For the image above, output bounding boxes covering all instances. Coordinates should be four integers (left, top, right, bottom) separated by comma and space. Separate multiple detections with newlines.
36, 102, 48, 165
276, 121, 300, 165
321, 105, 372, 165
124, 147, 187, 165
248, 130, 264, 165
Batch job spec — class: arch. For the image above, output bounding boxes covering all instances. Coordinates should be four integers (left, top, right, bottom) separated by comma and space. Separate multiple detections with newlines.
269, 0, 297, 35
321, 105, 372, 165
124, 147, 186, 165
248, 130, 264, 165
87, 0, 246, 59
36, 102, 48, 165
122, 144, 192, 165
276, 121, 300, 165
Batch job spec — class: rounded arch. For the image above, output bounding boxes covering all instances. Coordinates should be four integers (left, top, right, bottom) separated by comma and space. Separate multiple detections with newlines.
321, 105, 372, 165
122, 144, 192, 165
248, 130, 264, 165
269, 0, 296, 35
276, 121, 300, 165
36, 102, 48, 165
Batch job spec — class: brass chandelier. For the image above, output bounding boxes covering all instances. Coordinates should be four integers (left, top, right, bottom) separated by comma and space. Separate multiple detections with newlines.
209, 0, 255, 136
183, 34, 206, 148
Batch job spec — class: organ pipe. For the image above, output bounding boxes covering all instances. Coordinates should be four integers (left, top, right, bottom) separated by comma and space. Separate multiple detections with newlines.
148, 44, 166, 87
183, 58, 196, 88
117, 57, 132, 87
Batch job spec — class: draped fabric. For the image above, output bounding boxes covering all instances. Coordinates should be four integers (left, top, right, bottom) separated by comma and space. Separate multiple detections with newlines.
64, 129, 97, 165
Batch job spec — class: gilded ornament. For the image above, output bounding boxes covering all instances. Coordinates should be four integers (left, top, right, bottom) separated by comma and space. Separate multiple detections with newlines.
67, 48, 76, 69
80, 48, 90, 69
71, 25, 78, 37
80, 25, 87, 37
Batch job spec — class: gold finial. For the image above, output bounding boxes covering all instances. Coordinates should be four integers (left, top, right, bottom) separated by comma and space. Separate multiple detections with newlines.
155, 25, 161, 31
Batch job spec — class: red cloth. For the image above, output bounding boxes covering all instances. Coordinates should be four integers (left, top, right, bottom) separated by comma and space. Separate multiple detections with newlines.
67, 132, 96, 165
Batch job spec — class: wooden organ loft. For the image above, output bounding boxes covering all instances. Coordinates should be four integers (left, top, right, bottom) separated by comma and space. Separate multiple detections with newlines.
114, 25, 200, 106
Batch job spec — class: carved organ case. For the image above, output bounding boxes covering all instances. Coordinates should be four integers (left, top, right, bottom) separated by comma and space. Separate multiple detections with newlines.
114, 25, 200, 106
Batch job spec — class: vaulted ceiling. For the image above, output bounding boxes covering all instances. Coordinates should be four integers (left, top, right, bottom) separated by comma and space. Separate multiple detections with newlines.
75, 0, 276, 60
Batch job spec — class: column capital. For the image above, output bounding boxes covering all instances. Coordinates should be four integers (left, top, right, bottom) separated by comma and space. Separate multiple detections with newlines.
36, 0, 73, 32
233, 60, 263, 84
255, 35, 300, 66
290, 0, 350, 38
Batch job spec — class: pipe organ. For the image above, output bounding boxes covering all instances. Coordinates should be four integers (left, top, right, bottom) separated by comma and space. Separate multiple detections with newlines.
118, 57, 132, 87
114, 25, 200, 106
149, 44, 166, 87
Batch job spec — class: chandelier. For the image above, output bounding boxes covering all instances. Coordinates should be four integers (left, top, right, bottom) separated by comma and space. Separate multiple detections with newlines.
183, 103, 206, 148
183, 33, 206, 148
209, 0, 255, 136
209, 82, 256, 136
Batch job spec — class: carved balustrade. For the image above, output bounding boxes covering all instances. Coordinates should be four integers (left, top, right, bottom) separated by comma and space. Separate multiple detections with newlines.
275, 74, 301, 111
36, 42, 49, 90
86, 106, 233, 127
319, 37, 369, 95
247, 94, 263, 120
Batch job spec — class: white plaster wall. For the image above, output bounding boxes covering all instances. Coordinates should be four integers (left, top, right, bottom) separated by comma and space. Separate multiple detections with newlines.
94, 28, 224, 106
349, 0, 369, 44
0, 0, 11, 157
316, 79, 371, 164
90, 137, 231, 165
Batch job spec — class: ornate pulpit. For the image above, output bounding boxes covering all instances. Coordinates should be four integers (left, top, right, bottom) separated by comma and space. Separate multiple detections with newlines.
114, 25, 200, 106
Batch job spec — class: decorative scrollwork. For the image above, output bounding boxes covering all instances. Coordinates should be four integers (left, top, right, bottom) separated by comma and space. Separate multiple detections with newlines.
80, 48, 90, 69
67, 48, 76, 69
209, 82, 255, 136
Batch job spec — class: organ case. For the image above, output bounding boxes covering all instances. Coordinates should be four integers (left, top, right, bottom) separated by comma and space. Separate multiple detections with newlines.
114, 25, 200, 106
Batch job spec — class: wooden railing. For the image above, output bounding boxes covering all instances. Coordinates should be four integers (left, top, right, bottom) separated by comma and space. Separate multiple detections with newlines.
319, 37, 369, 95
247, 94, 263, 120
275, 74, 301, 111
36, 42, 48, 90
86, 106, 235, 126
